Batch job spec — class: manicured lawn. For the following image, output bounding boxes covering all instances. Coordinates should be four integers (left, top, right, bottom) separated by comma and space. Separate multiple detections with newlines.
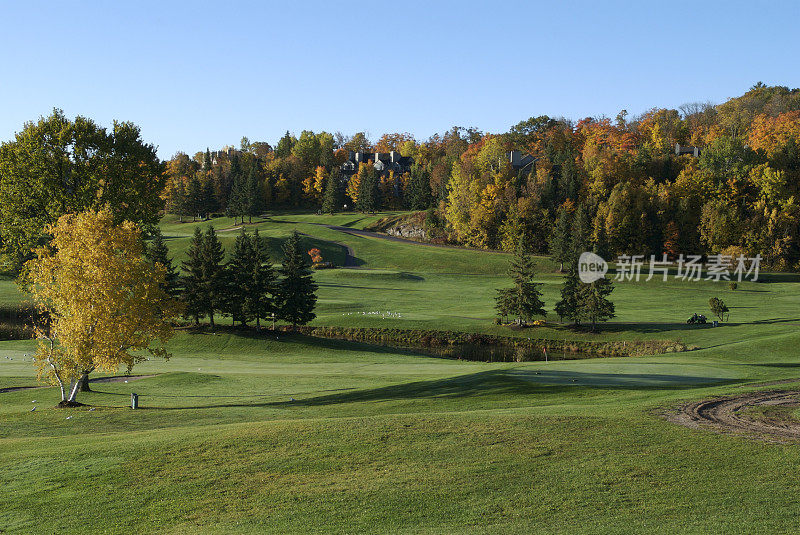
2, 212, 800, 533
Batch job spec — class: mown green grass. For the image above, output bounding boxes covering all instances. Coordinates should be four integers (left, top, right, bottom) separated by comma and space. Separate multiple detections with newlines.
3, 212, 800, 533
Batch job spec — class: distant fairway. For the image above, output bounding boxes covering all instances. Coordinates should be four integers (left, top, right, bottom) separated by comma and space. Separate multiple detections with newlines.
3, 212, 800, 533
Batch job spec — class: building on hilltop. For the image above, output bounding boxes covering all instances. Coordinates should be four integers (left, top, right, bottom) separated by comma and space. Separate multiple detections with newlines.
341, 151, 414, 177
675, 143, 702, 157
209, 146, 239, 165
508, 150, 537, 173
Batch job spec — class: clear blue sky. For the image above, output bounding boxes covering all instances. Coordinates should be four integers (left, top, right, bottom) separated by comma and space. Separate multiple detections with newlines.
1, 1, 798, 159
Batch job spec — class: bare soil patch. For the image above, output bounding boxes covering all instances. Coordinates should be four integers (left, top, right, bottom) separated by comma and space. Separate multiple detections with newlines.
664, 388, 800, 443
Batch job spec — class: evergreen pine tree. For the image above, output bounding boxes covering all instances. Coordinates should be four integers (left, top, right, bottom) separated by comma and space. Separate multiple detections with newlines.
275, 131, 295, 158
226, 155, 245, 222
145, 229, 180, 298
225, 229, 255, 326
201, 226, 226, 327
558, 156, 580, 202
570, 203, 592, 258
321, 168, 343, 214
356, 165, 380, 213
406, 164, 432, 210
244, 167, 262, 223
593, 220, 609, 260
202, 174, 218, 214
186, 175, 203, 221
182, 227, 206, 325
203, 148, 212, 171
211, 165, 228, 211
278, 231, 318, 328
494, 288, 515, 324
550, 206, 571, 272
554, 262, 581, 323
227, 165, 246, 224
171, 178, 188, 222
249, 229, 277, 329
496, 237, 546, 324
576, 277, 615, 331
509, 237, 546, 322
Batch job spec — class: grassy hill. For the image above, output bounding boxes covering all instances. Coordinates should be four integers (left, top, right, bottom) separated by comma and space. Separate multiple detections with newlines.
2, 212, 800, 533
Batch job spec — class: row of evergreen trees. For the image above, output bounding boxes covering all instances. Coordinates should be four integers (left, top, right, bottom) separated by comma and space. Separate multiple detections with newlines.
146, 228, 317, 328
495, 238, 615, 331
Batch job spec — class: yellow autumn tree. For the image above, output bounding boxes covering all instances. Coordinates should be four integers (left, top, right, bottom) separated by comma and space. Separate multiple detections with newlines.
302, 166, 328, 205
21, 208, 179, 405
346, 166, 363, 205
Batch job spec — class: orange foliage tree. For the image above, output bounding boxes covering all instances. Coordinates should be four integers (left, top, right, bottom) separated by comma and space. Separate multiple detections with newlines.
308, 248, 323, 263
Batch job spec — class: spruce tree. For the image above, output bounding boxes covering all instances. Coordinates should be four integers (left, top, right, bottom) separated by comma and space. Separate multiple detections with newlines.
576, 277, 615, 331
406, 164, 431, 210
227, 171, 246, 225
275, 131, 295, 158
508, 238, 546, 322
494, 287, 515, 324
225, 229, 255, 326
182, 227, 206, 325
201, 225, 225, 327
570, 203, 592, 258
356, 166, 380, 213
278, 231, 318, 328
175, 179, 189, 223
593, 219, 609, 260
202, 175, 218, 214
550, 206, 571, 272
145, 229, 180, 298
321, 168, 343, 214
244, 167, 262, 223
186, 175, 203, 221
226, 155, 245, 223
495, 237, 546, 324
203, 148, 212, 171
554, 263, 581, 323
249, 229, 277, 329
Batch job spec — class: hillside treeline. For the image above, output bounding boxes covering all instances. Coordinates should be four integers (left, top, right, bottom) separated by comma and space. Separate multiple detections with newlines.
164, 83, 800, 269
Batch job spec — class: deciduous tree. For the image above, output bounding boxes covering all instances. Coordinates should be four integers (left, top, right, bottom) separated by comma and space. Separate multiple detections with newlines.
21, 208, 178, 405
0, 110, 163, 269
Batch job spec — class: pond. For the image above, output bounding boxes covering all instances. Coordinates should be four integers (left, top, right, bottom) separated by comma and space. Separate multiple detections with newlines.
403, 343, 595, 363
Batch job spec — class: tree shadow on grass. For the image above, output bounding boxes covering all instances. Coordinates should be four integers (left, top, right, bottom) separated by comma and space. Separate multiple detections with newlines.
141, 368, 736, 411
316, 283, 423, 291
750, 317, 800, 325
597, 317, 800, 334
143, 370, 536, 410
597, 322, 717, 334
753, 273, 800, 283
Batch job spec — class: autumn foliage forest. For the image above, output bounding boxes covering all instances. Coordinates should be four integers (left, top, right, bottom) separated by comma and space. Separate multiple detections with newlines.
163, 84, 800, 270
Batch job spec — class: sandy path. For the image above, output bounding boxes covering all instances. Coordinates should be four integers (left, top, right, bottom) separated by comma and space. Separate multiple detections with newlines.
664, 388, 800, 443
